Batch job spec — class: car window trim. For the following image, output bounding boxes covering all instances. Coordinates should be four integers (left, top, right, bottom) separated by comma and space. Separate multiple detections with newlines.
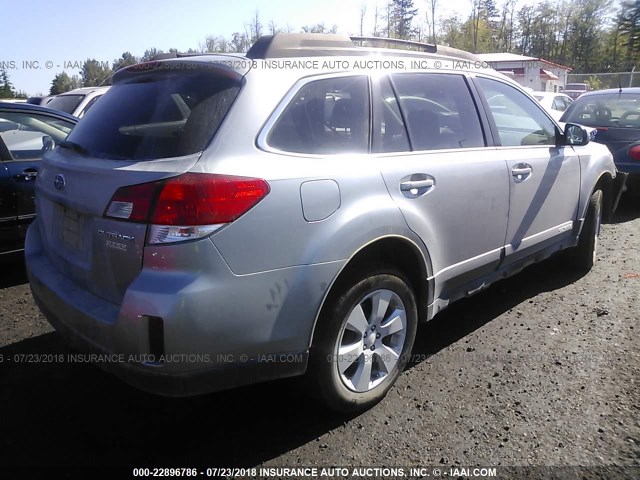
387, 71, 489, 153
370, 74, 411, 153
0, 135, 13, 161
469, 73, 563, 147
0, 111, 75, 161
467, 73, 502, 147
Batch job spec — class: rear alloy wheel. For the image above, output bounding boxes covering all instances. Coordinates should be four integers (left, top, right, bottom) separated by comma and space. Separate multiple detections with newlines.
337, 289, 407, 392
567, 189, 602, 272
308, 266, 417, 412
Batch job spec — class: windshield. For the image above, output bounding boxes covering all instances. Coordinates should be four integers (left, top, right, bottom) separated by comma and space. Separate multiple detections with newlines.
47, 94, 84, 114
534, 95, 544, 101
562, 93, 640, 128
64, 70, 242, 160
565, 84, 587, 91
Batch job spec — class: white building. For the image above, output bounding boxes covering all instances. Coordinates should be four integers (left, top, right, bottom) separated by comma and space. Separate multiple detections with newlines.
477, 53, 572, 93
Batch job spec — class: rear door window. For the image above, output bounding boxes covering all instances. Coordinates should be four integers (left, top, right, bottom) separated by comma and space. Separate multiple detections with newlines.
64, 69, 242, 160
0, 111, 74, 160
266, 75, 370, 154
372, 76, 410, 153
389, 73, 485, 151
47, 95, 84, 115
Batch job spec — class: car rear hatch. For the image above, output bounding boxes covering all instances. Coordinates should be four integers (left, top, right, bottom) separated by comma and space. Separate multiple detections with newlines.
562, 91, 640, 160
592, 127, 640, 158
35, 59, 246, 305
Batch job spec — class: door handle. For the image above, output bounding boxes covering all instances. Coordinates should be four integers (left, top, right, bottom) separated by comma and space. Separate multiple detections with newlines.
511, 164, 532, 182
14, 169, 38, 181
400, 179, 435, 191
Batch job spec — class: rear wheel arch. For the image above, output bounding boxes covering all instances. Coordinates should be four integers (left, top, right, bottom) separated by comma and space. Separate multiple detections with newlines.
310, 236, 431, 348
591, 172, 613, 223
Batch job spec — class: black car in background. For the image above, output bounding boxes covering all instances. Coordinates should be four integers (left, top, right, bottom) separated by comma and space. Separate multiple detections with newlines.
561, 88, 640, 181
0, 103, 77, 255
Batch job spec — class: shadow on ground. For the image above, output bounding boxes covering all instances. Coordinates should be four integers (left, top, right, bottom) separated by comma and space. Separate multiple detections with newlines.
410, 256, 584, 365
611, 188, 640, 224
0, 253, 28, 289
0, 254, 586, 470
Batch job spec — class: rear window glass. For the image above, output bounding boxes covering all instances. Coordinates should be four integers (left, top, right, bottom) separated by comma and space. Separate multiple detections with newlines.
47, 94, 84, 114
562, 93, 640, 128
267, 76, 370, 154
65, 70, 241, 160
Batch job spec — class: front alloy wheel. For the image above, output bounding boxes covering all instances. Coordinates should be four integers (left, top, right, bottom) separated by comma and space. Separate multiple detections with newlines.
566, 189, 602, 273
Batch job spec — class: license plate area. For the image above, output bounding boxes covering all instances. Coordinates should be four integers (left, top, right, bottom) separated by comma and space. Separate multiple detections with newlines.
60, 206, 84, 251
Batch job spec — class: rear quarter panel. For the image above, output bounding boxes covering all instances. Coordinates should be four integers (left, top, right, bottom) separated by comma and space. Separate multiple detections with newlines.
198, 67, 429, 275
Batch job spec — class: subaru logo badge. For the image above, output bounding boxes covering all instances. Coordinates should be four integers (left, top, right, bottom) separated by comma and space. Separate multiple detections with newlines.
53, 174, 65, 191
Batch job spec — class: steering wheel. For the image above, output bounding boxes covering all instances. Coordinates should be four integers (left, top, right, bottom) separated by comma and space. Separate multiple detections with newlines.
620, 111, 640, 127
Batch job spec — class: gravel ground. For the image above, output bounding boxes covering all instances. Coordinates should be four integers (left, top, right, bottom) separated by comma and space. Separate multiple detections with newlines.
0, 194, 638, 477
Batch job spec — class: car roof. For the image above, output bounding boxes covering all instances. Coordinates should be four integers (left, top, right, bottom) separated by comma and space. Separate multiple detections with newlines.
57, 86, 110, 96
115, 33, 513, 89
123, 33, 491, 72
576, 87, 640, 99
0, 101, 78, 123
533, 91, 568, 97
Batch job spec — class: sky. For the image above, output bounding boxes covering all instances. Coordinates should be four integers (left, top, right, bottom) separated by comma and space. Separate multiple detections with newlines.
4, 0, 521, 95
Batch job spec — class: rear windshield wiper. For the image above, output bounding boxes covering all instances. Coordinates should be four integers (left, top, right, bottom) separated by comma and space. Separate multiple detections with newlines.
59, 140, 90, 156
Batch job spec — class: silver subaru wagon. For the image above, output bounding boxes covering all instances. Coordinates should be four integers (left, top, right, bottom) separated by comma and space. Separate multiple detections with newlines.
26, 34, 619, 412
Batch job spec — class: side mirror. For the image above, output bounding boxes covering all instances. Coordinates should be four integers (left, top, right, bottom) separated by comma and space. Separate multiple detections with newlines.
563, 123, 590, 146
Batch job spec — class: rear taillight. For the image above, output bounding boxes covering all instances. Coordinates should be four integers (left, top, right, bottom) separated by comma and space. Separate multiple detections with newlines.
105, 173, 270, 244
629, 145, 640, 161
106, 182, 159, 222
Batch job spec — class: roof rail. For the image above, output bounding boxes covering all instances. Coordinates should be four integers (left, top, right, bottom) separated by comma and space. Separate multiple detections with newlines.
147, 34, 481, 64
246, 33, 357, 59
350, 36, 436, 53
245, 33, 482, 62
151, 52, 179, 60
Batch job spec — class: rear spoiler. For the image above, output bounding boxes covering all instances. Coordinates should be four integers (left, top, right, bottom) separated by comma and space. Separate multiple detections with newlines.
112, 58, 249, 84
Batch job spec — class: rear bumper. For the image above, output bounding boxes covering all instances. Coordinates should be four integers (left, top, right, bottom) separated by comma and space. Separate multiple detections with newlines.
615, 161, 640, 175
32, 285, 308, 396
26, 220, 343, 396
612, 171, 629, 214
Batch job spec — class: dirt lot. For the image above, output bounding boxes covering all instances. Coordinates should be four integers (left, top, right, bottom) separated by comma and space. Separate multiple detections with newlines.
0, 193, 638, 477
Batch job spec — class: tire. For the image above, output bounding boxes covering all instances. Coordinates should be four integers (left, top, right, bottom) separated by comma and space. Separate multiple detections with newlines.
567, 189, 603, 272
307, 265, 418, 413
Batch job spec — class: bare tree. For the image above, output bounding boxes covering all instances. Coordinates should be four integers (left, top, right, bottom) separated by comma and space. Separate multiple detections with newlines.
429, 0, 438, 43
301, 23, 338, 34
248, 10, 263, 43
373, 2, 380, 36
385, 1, 393, 38
360, 2, 368, 36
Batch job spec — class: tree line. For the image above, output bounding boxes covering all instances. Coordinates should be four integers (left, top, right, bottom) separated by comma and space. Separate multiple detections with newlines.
0, 0, 638, 98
